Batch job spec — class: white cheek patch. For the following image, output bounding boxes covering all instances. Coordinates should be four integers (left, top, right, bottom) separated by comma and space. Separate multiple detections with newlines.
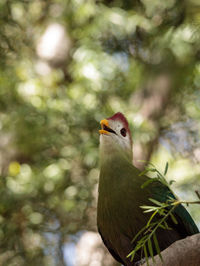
117, 123, 121, 129
114, 122, 124, 135
100, 121, 132, 153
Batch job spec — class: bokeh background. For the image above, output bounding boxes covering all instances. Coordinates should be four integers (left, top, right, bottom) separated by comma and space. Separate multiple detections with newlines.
0, 0, 200, 265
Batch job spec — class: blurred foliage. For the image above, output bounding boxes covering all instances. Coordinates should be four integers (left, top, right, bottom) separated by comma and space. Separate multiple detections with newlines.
0, 0, 200, 265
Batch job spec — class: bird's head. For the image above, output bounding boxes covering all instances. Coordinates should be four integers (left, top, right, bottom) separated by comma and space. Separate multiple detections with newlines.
99, 112, 133, 162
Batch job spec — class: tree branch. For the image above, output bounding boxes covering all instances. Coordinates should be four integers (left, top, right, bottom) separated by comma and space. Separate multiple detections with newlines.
141, 233, 200, 266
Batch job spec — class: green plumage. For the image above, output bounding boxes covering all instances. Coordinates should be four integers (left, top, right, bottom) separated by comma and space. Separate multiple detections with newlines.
97, 152, 199, 265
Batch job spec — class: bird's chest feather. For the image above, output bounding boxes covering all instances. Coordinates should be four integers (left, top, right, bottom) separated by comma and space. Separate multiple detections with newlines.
97, 176, 149, 240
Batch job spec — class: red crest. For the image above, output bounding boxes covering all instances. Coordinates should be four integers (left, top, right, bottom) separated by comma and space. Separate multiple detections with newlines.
107, 112, 132, 142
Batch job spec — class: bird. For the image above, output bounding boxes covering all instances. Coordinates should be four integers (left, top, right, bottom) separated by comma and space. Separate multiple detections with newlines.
97, 112, 199, 265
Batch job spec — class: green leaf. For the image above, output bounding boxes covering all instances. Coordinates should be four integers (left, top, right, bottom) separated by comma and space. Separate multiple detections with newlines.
141, 178, 158, 189
127, 250, 135, 261
149, 198, 163, 206
147, 210, 158, 227
158, 224, 166, 229
170, 213, 178, 224
148, 238, 155, 262
143, 210, 156, 213
153, 233, 163, 261
167, 196, 176, 202
140, 205, 158, 210
139, 169, 149, 176
144, 244, 149, 266
158, 208, 167, 216
139, 168, 157, 177
169, 180, 176, 185
146, 162, 156, 168
140, 205, 159, 213
148, 168, 157, 172
131, 225, 148, 244
164, 162, 168, 175
163, 220, 171, 230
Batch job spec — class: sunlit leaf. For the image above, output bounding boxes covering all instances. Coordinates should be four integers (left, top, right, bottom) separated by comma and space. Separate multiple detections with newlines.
141, 178, 158, 189
148, 239, 155, 264
144, 244, 149, 266
149, 198, 163, 206
170, 213, 178, 224
153, 233, 163, 262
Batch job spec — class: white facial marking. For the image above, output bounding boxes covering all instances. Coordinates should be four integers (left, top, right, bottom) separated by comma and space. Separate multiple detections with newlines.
100, 119, 132, 159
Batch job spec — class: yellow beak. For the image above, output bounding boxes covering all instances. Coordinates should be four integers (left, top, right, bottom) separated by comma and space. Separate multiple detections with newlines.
99, 119, 109, 135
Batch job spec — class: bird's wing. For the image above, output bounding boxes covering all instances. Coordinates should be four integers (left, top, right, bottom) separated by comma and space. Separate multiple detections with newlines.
151, 181, 199, 236
173, 202, 199, 235
98, 227, 123, 264
98, 226, 142, 265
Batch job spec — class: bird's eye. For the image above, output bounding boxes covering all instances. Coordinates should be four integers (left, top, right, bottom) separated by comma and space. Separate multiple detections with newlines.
120, 128, 126, 137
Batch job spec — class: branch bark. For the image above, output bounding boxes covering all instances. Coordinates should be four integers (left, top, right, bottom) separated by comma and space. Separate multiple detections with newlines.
141, 233, 200, 266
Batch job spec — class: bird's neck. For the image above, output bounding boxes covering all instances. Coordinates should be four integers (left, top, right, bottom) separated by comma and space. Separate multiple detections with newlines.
99, 140, 133, 168
99, 144, 133, 192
